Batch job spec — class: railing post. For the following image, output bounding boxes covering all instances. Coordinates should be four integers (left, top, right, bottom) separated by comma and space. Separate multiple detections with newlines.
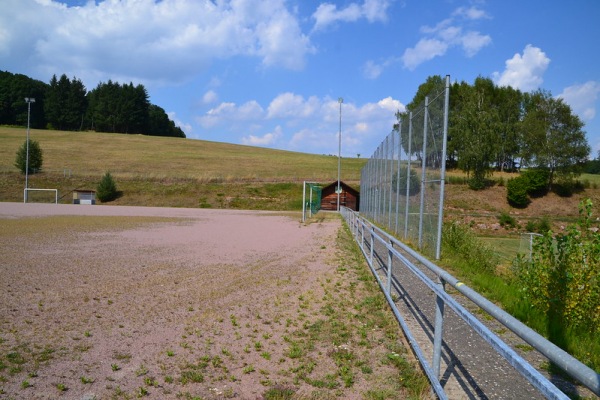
432, 277, 446, 380
387, 240, 393, 294
370, 226, 375, 266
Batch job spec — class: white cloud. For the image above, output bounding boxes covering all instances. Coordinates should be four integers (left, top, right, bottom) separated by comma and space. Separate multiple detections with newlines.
197, 100, 265, 128
452, 6, 491, 21
362, 60, 385, 79
492, 45, 550, 92
242, 126, 282, 146
202, 90, 218, 104
198, 93, 404, 155
461, 31, 492, 57
312, 0, 391, 31
558, 81, 600, 121
0, 0, 314, 86
402, 39, 448, 71
401, 6, 491, 71
267, 93, 320, 119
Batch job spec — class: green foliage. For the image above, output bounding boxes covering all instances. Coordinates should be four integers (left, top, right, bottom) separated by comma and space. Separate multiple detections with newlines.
525, 217, 552, 234
552, 174, 585, 197
44, 74, 87, 131
506, 177, 529, 208
519, 90, 590, 182
0, 71, 183, 138
391, 165, 420, 196
520, 169, 549, 197
512, 199, 600, 336
0, 71, 47, 128
97, 172, 118, 202
497, 212, 517, 229
468, 176, 488, 190
14, 139, 43, 174
442, 221, 498, 273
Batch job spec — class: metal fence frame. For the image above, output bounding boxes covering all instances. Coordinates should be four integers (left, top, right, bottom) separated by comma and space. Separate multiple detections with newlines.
341, 207, 600, 399
360, 76, 450, 259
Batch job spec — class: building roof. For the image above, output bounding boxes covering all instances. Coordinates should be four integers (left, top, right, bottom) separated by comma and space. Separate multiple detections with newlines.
321, 181, 359, 196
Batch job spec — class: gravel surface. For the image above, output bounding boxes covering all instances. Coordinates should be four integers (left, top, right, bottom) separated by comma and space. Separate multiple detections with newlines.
0, 203, 344, 399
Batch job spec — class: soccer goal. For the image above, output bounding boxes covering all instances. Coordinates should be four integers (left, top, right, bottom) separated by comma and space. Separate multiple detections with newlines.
24, 188, 58, 204
519, 232, 542, 260
302, 181, 322, 222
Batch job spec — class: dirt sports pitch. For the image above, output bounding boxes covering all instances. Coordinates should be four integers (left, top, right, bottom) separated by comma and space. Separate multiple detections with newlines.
0, 203, 425, 400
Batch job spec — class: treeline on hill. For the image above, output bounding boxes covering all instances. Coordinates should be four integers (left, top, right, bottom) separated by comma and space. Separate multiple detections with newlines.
397, 75, 593, 192
0, 70, 185, 138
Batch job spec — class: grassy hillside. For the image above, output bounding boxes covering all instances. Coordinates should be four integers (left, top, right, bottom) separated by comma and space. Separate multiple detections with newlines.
0, 127, 366, 208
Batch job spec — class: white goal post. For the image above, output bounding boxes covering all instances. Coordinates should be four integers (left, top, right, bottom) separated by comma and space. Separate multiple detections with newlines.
24, 188, 58, 204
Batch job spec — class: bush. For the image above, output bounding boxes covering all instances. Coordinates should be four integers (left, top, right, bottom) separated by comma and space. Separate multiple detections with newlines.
97, 172, 118, 202
521, 169, 549, 197
512, 199, 600, 335
506, 177, 530, 208
14, 139, 43, 174
468, 176, 487, 191
498, 212, 517, 229
525, 217, 552, 233
442, 222, 498, 273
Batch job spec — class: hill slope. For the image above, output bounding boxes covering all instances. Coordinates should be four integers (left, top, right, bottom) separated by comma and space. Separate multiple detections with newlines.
0, 127, 365, 208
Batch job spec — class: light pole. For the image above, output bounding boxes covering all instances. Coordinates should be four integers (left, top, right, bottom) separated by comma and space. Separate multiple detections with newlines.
337, 97, 343, 212
24, 97, 35, 203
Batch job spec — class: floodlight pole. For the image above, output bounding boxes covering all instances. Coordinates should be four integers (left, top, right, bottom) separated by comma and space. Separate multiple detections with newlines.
337, 97, 343, 212
24, 97, 35, 203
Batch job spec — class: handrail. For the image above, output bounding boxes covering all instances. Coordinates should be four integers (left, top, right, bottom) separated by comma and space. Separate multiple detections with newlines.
340, 207, 600, 398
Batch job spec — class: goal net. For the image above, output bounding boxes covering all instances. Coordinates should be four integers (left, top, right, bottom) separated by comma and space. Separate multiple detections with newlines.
302, 182, 322, 222
24, 188, 58, 204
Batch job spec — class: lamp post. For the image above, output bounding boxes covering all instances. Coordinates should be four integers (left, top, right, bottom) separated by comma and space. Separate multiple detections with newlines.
24, 97, 35, 203
337, 97, 343, 212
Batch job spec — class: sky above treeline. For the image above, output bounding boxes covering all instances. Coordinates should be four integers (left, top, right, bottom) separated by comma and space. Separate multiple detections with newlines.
2, 0, 599, 158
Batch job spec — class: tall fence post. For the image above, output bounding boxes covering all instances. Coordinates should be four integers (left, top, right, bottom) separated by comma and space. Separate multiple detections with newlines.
418, 97, 429, 250
395, 126, 402, 235
404, 112, 413, 240
435, 75, 451, 260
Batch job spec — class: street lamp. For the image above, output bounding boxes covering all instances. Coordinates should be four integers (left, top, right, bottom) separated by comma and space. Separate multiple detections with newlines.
24, 97, 35, 203
337, 97, 343, 212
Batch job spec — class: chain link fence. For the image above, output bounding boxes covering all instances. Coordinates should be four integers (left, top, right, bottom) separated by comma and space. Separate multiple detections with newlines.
360, 76, 450, 259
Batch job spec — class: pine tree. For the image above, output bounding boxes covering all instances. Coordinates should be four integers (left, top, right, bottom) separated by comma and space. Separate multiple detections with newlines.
15, 139, 43, 174
96, 172, 118, 202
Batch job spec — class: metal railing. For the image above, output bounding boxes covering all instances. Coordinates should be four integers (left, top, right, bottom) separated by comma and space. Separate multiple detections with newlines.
341, 207, 600, 399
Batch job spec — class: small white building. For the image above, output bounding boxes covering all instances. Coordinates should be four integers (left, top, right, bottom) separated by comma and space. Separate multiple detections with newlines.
73, 189, 96, 205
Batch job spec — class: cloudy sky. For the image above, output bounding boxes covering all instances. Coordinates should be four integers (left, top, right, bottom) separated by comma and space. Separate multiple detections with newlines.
2, 0, 600, 157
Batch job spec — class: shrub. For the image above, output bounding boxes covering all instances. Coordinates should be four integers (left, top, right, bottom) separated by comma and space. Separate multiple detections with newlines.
525, 220, 537, 232
468, 176, 487, 191
512, 199, 600, 335
97, 172, 118, 202
14, 139, 43, 174
442, 222, 498, 273
498, 212, 517, 229
536, 217, 552, 233
521, 169, 549, 197
525, 217, 552, 233
506, 177, 529, 208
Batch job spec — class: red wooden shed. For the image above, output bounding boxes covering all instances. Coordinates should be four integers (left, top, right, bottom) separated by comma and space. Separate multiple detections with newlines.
320, 181, 360, 211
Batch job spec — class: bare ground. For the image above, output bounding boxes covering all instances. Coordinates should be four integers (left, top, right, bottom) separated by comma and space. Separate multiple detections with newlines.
0, 203, 426, 399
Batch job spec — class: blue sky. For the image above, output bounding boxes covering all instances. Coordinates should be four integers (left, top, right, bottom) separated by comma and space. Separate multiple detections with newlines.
2, 0, 599, 158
